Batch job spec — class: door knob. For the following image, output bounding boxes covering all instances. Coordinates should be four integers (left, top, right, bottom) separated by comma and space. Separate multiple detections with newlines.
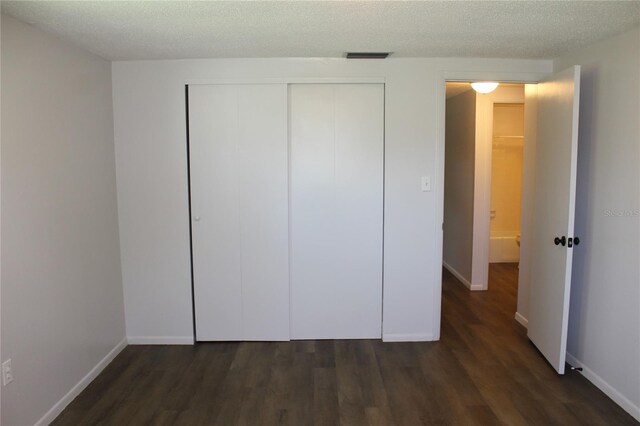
554, 236, 566, 246
193, 216, 201, 222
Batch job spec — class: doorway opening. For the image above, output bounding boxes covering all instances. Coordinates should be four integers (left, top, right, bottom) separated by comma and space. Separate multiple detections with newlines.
442, 81, 528, 327
438, 67, 582, 374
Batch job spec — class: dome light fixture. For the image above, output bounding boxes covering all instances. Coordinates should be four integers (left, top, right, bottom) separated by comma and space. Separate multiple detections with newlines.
470, 82, 499, 94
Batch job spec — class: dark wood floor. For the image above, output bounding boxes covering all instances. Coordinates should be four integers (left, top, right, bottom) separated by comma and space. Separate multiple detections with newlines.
53, 263, 637, 425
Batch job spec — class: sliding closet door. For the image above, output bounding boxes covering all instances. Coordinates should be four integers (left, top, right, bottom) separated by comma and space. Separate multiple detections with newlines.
189, 84, 289, 341
290, 84, 384, 339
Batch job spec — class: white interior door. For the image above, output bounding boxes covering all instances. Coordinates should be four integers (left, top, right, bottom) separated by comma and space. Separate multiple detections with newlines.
527, 66, 581, 374
289, 84, 384, 339
189, 84, 289, 341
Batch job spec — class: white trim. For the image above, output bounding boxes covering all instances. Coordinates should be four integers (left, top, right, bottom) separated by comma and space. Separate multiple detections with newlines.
127, 336, 195, 345
383, 333, 435, 342
514, 312, 529, 328
443, 261, 484, 291
432, 73, 450, 341
440, 71, 549, 84
34, 338, 127, 426
566, 353, 640, 423
186, 77, 386, 85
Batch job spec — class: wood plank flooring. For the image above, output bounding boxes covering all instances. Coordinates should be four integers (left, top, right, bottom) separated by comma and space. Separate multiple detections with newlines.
53, 263, 638, 425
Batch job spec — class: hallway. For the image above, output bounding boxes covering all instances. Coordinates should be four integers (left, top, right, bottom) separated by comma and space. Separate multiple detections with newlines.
51, 264, 637, 425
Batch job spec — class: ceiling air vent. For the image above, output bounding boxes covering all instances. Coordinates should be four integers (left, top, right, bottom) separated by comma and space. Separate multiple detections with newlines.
346, 52, 391, 59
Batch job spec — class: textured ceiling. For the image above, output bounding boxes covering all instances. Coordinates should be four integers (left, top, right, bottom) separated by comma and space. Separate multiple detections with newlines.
2, 1, 639, 61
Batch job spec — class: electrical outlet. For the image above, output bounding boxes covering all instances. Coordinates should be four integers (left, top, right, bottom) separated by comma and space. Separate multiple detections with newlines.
2, 359, 13, 386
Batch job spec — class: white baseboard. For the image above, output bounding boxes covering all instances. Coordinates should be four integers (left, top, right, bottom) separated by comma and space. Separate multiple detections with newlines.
514, 312, 528, 328
566, 353, 640, 422
35, 337, 127, 426
382, 333, 435, 342
127, 336, 195, 345
443, 261, 484, 291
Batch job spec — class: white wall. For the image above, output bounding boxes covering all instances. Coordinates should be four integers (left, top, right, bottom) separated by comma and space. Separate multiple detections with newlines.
490, 103, 524, 240
112, 57, 551, 343
473, 86, 525, 289
516, 84, 538, 326
554, 27, 640, 420
443, 89, 476, 286
1, 15, 126, 426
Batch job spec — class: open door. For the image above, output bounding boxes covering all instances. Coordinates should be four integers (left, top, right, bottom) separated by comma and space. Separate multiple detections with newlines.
527, 66, 580, 374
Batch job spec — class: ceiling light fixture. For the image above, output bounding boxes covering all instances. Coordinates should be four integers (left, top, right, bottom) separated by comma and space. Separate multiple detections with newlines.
470, 82, 499, 94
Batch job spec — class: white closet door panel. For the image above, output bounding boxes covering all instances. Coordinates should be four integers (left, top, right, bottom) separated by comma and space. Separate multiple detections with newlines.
333, 84, 385, 334
190, 85, 242, 340
290, 85, 336, 339
237, 85, 289, 341
290, 84, 384, 339
189, 84, 289, 341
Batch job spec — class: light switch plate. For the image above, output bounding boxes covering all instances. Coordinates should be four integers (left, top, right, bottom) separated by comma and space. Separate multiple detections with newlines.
2, 359, 13, 386
421, 176, 431, 192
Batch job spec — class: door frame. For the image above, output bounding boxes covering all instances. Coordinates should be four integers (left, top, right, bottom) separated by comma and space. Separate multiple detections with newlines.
433, 70, 549, 340
185, 77, 386, 86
